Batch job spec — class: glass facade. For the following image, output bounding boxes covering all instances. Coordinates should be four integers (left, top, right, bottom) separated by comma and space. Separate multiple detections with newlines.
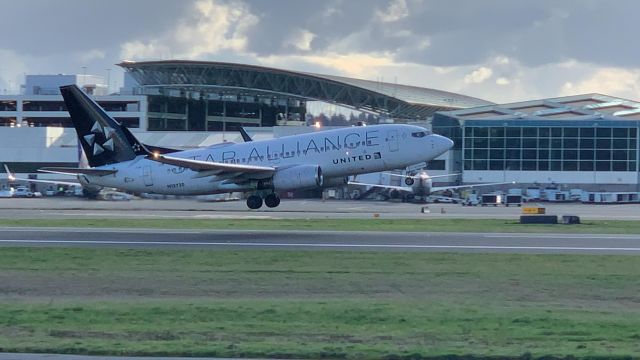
463, 126, 638, 172
146, 95, 305, 131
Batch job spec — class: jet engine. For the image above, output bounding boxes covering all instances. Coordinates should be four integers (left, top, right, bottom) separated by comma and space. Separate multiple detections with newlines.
272, 165, 323, 190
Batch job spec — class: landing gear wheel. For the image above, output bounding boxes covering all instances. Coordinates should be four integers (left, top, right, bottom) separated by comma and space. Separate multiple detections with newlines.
264, 193, 281, 208
246, 195, 263, 209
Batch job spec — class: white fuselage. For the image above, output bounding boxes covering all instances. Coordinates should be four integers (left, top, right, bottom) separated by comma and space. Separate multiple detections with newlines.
80, 124, 453, 195
412, 174, 434, 196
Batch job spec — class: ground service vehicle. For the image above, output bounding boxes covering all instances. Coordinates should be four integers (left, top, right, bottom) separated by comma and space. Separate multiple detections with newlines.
504, 194, 523, 207
481, 194, 502, 206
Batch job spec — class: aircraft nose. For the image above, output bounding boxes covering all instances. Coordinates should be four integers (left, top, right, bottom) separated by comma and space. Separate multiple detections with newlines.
434, 134, 454, 152
442, 136, 454, 150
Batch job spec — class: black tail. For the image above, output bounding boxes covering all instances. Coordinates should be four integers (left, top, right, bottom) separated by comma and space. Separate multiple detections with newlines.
61, 85, 180, 167
60, 85, 138, 167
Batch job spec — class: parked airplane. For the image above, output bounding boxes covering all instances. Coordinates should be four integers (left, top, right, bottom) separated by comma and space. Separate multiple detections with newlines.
349, 171, 514, 202
28, 85, 453, 209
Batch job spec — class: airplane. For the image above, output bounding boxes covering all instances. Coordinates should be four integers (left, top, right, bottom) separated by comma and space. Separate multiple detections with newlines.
349, 170, 515, 203
28, 84, 454, 209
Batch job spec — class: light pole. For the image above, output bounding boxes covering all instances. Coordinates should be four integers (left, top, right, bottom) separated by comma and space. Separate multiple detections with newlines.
81, 66, 87, 87
105, 68, 111, 94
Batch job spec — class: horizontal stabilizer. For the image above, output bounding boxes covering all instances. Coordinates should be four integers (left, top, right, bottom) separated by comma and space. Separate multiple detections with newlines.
4, 164, 81, 185
39, 167, 117, 176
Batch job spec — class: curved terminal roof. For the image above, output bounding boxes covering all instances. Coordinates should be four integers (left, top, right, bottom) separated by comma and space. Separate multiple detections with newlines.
439, 93, 640, 122
118, 60, 492, 120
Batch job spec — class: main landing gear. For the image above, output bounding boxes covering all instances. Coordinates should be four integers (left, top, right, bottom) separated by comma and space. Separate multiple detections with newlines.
246, 193, 281, 209
264, 193, 281, 208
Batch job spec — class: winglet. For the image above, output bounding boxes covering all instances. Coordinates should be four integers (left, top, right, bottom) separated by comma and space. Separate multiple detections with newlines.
3, 164, 15, 181
239, 127, 253, 142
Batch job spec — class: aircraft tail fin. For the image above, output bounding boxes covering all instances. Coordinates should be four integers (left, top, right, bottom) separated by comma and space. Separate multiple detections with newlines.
60, 85, 138, 168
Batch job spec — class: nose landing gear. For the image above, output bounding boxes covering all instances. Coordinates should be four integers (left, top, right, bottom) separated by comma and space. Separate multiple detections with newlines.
246, 193, 281, 209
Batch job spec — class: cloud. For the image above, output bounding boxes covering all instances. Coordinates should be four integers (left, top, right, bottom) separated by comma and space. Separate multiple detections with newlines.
496, 77, 511, 85
0, 49, 29, 94
3, 0, 640, 104
464, 67, 493, 84
560, 68, 640, 100
259, 52, 395, 78
494, 56, 510, 65
79, 49, 106, 63
376, 0, 409, 22
120, 0, 258, 60
283, 29, 316, 51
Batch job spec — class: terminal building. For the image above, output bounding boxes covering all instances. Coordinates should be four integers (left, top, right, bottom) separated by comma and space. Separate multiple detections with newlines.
2, 59, 640, 194
433, 94, 640, 191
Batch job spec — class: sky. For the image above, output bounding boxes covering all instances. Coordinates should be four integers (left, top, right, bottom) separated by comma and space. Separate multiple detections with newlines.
2, 0, 640, 103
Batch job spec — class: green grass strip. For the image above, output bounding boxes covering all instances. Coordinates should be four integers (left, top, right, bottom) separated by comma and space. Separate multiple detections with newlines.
1, 218, 640, 233
0, 248, 639, 358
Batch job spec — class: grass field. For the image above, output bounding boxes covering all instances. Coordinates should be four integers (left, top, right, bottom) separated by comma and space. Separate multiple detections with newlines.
2, 217, 640, 234
0, 247, 638, 359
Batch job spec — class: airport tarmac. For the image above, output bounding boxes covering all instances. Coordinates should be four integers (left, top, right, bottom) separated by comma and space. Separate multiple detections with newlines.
1, 197, 640, 220
1, 227, 639, 254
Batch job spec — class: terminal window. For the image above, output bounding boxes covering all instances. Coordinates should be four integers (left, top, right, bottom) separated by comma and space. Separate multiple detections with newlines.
463, 126, 637, 172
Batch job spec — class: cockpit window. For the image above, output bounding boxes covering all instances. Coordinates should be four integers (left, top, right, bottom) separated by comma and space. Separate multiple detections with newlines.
411, 131, 426, 138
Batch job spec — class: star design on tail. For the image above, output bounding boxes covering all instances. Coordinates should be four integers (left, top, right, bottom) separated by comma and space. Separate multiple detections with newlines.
88, 121, 115, 156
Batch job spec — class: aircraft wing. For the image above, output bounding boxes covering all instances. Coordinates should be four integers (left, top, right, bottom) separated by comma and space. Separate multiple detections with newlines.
149, 154, 275, 174
348, 181, 412, 192
431, 181, 516, 193
385, 172, 461, 179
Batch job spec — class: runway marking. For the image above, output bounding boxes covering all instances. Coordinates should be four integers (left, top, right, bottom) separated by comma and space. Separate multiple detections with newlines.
3, 228, 640, 240
0, 239, 639, 252
484, 234, 640, 240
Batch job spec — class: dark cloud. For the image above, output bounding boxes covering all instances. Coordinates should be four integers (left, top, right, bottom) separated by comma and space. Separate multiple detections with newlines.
241, 0, 640, 68
244, 0, 386, 55
2, 0, 192, 56
2, 0, 640, 97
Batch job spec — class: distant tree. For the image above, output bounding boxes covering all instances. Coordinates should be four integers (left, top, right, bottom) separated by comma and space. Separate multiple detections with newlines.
305, 112, 314, 125
317, 113, 329, 125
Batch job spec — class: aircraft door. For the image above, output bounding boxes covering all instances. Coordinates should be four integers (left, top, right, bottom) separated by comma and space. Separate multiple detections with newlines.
387, 130, 399, 152
143, 166, 153, 186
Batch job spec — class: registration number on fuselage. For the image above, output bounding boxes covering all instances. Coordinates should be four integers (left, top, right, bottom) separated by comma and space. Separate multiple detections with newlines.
167, 182, 185, 189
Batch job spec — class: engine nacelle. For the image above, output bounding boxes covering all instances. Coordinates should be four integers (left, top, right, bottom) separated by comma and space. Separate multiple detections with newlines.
272, 165, 323, 191
322, 176, 349, 188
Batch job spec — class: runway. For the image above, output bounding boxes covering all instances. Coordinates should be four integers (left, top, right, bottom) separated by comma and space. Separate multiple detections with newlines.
1, 227, 639, 254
